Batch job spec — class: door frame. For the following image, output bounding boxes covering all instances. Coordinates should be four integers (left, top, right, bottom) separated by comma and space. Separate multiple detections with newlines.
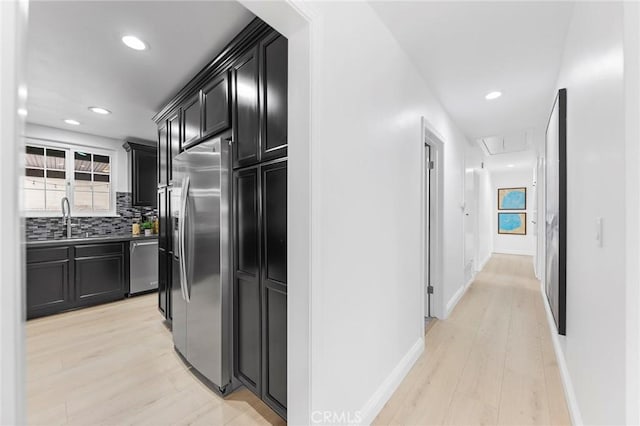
0, 1, 28, 424
420, 117, 445, 321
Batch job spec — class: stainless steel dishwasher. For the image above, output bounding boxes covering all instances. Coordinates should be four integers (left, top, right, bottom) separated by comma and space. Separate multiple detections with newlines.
129, 240, 158, 295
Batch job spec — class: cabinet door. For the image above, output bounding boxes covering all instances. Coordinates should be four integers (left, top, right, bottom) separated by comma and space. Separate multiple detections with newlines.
26, 247, 72, 319
158, 247, 168, 317
232, 47, 260, 168
261, 160, 287, 416
158, 187, 169, 318
158, 122, 168, 186
168, 111, 180, 182
132, 146, 157, 207
260, 33, 288, 161
182, 92, 202, 149
202, 72, 230, 138
234, 166, 261, 393
75, 243, 126, 307
261, 160, 287, 288
158, 187, 168, 250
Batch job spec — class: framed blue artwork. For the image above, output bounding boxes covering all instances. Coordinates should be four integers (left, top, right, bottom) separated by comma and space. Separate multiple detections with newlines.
498, 187, 526, 210
498, 212, 526, 235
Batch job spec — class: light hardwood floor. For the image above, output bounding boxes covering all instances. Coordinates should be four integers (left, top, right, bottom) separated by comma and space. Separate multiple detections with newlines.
26, 294, 285, 426
374, 254, 572, 426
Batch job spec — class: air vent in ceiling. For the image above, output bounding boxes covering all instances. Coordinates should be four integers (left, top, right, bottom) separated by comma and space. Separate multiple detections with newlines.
477, 129, 532, 156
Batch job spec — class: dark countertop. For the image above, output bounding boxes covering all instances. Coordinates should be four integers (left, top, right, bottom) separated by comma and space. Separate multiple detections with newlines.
26, 234, 158, 248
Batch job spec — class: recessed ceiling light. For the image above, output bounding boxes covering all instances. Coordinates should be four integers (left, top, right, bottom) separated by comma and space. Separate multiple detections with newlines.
485, 91, 502, 100
122, 35, 147, 51
17, 108, 27, 117
18, 85, 28, 100
89, 106, 111, 115
507, 164, 515, 168
64, 119, 80, 126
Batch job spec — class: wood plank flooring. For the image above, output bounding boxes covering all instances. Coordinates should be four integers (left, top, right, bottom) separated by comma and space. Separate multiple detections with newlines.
374, 254, 572, 426
28, 254, 570, 425
26, 294, 285, 426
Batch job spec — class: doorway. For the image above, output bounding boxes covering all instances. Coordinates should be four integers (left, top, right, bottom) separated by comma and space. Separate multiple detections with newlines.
421, 117, 444, 324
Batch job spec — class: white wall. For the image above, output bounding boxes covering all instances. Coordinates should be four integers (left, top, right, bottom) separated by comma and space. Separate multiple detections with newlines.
23, 123, 130, 193
549, 3, 627, 424
286, 2, 468, 422
476, 169, 493, 269
465, 146, 493, 271
490, 168, 536, 256
623, 3, 640, 424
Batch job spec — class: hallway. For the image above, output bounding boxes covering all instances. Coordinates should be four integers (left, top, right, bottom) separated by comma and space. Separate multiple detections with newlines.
375, 254, 571, 425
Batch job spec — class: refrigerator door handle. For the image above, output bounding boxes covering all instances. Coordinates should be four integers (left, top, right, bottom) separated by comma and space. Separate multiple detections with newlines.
179, 175, 191, 303
178, 177, 187, 302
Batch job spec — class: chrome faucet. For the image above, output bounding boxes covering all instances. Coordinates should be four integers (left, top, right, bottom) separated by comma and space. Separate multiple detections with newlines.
61, 196, 73, 238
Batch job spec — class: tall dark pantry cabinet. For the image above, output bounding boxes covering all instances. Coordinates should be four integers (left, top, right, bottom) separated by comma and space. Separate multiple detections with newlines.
153, 19, 288, 419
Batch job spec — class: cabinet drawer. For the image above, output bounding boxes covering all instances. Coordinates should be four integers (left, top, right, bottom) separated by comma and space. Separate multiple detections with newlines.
27, 246, 70, 264
75, 242, 124, 258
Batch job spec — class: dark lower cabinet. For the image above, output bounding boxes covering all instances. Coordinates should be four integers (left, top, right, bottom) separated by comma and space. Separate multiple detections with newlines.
26, 246, 72, 319
234, 159, 287, 418
261, 160, 287, 414
158, 247, 169, 318
264, 287, 287, 411
158, 186, 172, 321
75, 245, 125, 307
26, 243, 128, 319
234, 166, 261, 391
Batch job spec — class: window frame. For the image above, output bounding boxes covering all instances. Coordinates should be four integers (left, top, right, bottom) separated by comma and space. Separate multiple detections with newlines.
24, 138, 118, 218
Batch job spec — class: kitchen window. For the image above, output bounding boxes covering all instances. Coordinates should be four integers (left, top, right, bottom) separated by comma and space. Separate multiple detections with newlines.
25, 143, 115, 216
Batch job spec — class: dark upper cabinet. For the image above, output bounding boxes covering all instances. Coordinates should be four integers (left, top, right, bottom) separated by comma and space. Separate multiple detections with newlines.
125, 141, 157, 207
182, 93, 202, 149
26, 246, 72, 319
260, 33, 288, 161
232, 47, 260, 168
202, 72, 231, 139
158, 123, 168, 186
168, 111, 180, 183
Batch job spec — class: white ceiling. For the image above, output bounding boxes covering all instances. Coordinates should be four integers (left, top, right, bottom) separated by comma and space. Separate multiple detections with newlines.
26, 1, 254, 142
370, 1, 574, 144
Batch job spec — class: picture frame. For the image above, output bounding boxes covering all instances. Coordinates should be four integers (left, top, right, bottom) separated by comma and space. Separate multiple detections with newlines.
545, 88, 567, 336
498, 187, 526, 210
497, 212, 527, 235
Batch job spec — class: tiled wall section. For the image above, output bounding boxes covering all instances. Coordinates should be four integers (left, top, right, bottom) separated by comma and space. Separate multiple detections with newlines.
26, 192, 158, 241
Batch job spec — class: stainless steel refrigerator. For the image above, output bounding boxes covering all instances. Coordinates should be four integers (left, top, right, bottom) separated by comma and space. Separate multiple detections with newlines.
170, 134, 231, 393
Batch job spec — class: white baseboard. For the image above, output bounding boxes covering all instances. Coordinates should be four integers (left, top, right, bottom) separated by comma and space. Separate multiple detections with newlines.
445, 279, 472, 318
476, 254, 491, 272
539, 282, 583, 425
358, 337, 424, 425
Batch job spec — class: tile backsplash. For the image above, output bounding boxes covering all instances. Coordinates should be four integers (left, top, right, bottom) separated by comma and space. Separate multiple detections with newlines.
26, 192, 158, 241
